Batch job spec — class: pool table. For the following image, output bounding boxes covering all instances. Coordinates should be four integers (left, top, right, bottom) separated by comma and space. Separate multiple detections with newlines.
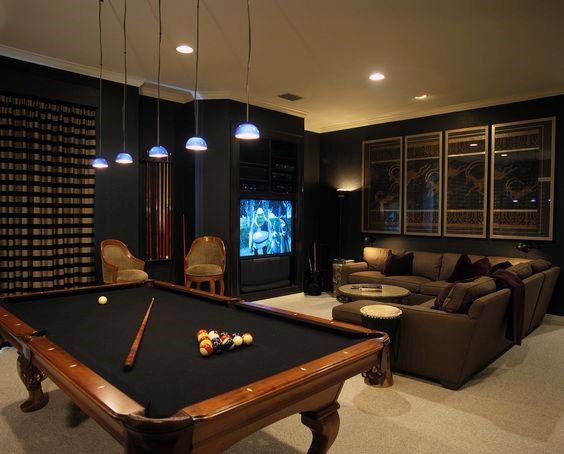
0, 280, 390, 453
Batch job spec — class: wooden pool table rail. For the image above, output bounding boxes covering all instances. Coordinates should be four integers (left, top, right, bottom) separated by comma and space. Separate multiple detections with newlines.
0, 280, 390, 453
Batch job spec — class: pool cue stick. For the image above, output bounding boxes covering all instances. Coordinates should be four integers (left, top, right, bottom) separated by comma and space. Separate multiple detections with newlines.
313, 242, 317, 272
124, 297, 155, 369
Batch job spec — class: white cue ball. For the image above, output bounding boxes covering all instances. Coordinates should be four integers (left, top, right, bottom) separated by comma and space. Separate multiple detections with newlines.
98, 296, 108, 305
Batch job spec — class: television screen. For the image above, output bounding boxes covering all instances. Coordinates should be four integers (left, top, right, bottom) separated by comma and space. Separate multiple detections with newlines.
240, 199, 293, 257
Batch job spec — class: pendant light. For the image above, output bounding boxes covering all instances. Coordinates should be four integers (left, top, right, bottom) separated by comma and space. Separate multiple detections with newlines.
92, 0, 108, 169
116, 0, 133, 164
234, 0, 259, 140
148, 0, 168, 159
185, 0, 208, 151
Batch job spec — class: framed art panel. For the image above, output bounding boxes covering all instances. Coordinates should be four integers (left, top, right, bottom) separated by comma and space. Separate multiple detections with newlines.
361, 137, 402, 234
444, 126, 488, 238
404, 132, 442, 236
490, 117, 555, 240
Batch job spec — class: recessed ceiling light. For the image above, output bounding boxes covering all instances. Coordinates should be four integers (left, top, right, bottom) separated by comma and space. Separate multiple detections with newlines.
369, 72, 385, 81
176, 44, 194, 54
470, 143, 478, 147
414, 94, 428, 100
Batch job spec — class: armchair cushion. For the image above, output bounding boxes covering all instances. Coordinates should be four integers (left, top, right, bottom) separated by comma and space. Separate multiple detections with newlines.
186, 264, 223, 276
116, 269, 149, 283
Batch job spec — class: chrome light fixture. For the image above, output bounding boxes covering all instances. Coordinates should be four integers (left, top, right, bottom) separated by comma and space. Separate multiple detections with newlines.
116, 0, 133, 164
92, 0, 108, 169
148, 0, 168, 159
186, 0, 207, 151
234, 0, 259, 140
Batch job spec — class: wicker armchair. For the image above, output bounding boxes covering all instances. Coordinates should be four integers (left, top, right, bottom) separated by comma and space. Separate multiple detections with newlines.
100, 240, 148, 284
184, 236, 226, 295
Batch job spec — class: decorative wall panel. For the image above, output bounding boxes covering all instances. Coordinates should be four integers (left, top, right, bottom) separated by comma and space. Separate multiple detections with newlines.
444, 126, 488, 237
404, 132, 442, 236
361, 137, 402, 234
490, 118, 555, 240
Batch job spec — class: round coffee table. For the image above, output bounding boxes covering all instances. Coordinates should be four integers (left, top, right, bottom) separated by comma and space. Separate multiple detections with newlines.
338, 284, 411, 303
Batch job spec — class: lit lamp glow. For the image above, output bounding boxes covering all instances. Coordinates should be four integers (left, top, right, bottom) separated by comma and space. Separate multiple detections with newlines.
186, 136, 208, 151
92, 157, 109, 169
235, 122, 260, 140
115, 152, 133, 164
148, 145, 168, 158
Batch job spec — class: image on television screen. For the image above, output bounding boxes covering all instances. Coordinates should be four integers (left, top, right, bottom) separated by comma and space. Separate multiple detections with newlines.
240, 199, 293, 257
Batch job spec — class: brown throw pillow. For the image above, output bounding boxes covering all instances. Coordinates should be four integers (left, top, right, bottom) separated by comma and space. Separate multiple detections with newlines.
382, 251, 414, 276
442, 277, 497, 313
447, 255, 491, 283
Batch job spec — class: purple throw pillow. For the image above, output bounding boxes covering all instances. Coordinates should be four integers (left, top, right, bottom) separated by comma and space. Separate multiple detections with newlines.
382, 251, 414, 276
447, 255, 491, 283
433, 283, 456, 310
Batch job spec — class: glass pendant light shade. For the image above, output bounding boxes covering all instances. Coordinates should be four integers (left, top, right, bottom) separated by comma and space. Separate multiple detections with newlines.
148, 145, 168, 158
115, 152, 133, 164
235, 122, 260, 140
185, 136, 208, 151
92, 157, 109, 169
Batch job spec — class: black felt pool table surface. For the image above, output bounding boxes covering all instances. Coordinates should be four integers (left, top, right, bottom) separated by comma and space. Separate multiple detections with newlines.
1, 286, 364, 418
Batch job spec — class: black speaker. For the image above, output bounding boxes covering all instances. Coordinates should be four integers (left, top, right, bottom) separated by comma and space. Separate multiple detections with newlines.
304, 271, 322, 295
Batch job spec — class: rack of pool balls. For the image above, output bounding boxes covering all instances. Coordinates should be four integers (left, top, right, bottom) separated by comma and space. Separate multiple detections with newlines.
197, 329, 253, 357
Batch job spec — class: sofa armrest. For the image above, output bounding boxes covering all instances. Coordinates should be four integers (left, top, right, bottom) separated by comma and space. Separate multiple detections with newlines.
340, 262, 368, 284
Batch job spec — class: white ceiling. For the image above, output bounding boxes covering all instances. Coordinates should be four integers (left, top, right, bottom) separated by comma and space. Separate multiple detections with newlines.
1, 0, 564, 132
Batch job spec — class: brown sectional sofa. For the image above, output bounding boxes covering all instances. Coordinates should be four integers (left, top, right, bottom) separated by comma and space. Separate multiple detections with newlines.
333, 247, 560, 389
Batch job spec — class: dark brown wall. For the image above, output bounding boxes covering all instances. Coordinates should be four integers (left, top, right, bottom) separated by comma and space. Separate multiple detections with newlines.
319, 95, 564, 314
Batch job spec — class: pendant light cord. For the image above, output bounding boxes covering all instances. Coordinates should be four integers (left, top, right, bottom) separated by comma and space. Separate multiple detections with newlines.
157, 0, 162, 144
122, 0, 128, 152
193, 0, 200, 136
245, 0, 252, 122
98, 0, 103, 155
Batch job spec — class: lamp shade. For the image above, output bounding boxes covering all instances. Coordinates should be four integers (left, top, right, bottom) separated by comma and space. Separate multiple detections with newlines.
92, 157, 109, 169
235, 122, 260, 140
115, 152, 133, 164
185, 136, 208, 151
148, 145, 168, 158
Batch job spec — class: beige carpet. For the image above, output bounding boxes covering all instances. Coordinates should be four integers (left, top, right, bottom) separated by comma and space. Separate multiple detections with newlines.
1, 292, 564, 453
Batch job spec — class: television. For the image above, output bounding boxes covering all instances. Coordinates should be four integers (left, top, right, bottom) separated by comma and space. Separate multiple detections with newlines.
240, 199, 293, 257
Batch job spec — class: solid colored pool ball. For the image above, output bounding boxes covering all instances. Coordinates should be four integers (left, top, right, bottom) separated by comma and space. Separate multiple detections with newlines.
212, 338, 223, 354
98, 296, 108, 305
242, 333, 253, 346
232, 334, 243, 348
199, 343, 213, 357
196, 330, 208, 342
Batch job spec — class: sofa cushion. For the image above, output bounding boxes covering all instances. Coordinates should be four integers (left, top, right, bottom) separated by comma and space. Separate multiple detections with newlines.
413, 251, 443, 281
348, 271, 384, 285
439, 276, 497, 314
529, 259, 552, 273
420, 280, 451, 296
490, 261, 512, 273
507, 263, 533, 280
439, 253, 462, 281
383, 251, 414, 276
447, 255, 491, 283
381, 275, 430, 292
364, 247, 405, 271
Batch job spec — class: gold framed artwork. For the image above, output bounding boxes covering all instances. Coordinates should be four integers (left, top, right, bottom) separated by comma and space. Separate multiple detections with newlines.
361, 137, 402, 234
444, 126, 488, 238
404, 132, 442, 236
490, 117, 555, 240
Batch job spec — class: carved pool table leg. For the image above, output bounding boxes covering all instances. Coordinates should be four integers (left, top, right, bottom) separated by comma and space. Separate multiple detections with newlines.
301, 402, 340, 454
16, 352, 49, 412
362, 338, 393, 387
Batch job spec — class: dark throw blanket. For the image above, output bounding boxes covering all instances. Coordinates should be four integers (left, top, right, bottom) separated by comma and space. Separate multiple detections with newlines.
490, 269, 525, 345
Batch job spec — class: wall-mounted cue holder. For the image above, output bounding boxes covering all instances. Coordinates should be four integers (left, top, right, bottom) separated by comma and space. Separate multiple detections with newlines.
144, 158, 172, 261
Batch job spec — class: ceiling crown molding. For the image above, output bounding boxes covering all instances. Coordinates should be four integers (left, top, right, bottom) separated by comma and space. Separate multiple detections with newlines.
139, 82, 194, 103
316, 88, 564, 133
0, 44, 144, 86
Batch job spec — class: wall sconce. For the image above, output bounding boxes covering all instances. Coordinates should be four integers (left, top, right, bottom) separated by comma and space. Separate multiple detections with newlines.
516, 242, 533, 253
